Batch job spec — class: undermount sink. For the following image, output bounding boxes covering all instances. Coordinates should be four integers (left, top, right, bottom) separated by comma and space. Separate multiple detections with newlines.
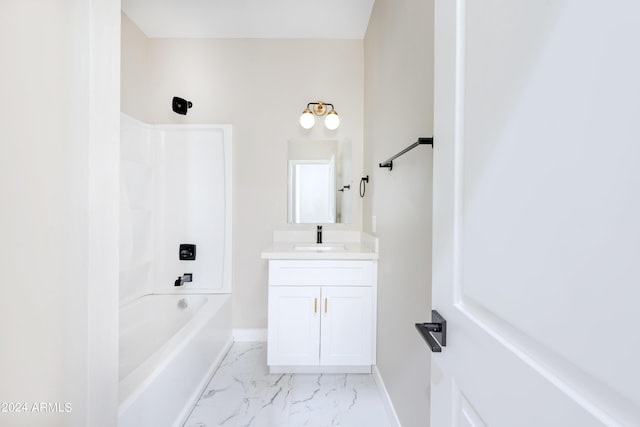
294, 243, 346, 252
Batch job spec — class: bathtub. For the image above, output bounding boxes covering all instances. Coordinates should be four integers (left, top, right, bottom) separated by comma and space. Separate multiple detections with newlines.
118, 294, 232, 427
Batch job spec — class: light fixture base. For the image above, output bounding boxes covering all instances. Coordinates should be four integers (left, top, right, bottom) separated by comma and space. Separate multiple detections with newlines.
312, 102, 327, 116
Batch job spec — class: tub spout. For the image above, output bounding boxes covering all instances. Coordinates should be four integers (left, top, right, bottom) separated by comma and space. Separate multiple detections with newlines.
174, 273, 193, 286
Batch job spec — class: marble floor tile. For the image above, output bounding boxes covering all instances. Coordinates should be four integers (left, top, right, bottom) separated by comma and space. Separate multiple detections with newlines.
183, 342, 392, 427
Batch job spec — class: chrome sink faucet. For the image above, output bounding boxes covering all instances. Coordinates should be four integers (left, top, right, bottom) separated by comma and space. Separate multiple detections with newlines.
317, 225, 323, 244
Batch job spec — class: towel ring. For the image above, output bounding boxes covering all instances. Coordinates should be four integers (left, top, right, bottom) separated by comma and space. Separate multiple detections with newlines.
359, 176, 369, 198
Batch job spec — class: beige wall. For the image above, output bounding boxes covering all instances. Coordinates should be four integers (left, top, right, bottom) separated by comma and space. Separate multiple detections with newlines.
121, 13, 149, 122
364, 0, 435, 425
121, 21, 364, 328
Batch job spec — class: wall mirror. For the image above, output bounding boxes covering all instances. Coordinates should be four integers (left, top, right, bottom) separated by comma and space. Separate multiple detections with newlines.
288, 139, 352, 224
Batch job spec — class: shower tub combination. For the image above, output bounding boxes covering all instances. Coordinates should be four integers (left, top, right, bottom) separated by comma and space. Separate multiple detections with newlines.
118, 115, 233, 427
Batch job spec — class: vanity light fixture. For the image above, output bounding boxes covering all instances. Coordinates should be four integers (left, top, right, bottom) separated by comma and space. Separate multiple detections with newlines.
299, 101, 340, 130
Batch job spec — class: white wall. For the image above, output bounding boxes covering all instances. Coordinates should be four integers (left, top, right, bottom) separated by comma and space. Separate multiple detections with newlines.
364, 0, 434, 426
121, 26, 365, 328
0, 1, 120, 426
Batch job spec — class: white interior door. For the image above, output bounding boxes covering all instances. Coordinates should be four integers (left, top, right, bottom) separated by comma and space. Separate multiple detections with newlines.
431, 1, 640, 426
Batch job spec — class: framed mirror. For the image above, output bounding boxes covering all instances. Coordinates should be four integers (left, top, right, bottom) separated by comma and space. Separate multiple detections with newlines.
287, 139, 352, 224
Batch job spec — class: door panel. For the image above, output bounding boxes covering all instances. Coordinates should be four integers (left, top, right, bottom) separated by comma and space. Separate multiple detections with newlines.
432, 0, 640, 425
267, 287, 321, 366
456, 388, 486, 427
320, 287, 373, 366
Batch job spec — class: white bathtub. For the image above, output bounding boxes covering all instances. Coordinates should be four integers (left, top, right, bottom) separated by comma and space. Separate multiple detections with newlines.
118, 294, 232, 427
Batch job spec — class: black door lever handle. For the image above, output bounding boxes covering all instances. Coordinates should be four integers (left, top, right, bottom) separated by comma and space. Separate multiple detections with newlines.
415, 310, 447, 352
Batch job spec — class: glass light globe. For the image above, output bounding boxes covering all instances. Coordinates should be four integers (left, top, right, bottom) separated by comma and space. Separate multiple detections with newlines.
299, 109, 315, 129
324, 110, 340, 130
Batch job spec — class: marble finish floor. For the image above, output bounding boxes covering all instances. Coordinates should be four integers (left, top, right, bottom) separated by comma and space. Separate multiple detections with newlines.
183, 342, 393, 427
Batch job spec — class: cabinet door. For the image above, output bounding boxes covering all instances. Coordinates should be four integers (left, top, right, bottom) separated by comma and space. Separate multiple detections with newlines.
267, 286, 321, 366
320, 287, 373, 366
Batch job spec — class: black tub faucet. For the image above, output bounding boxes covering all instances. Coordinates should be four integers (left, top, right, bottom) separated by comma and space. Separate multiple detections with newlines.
317, 225, 323, 244
174, 273, 193, 287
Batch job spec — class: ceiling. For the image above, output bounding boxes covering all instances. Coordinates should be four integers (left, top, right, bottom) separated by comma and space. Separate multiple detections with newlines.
121, 0, 376, 39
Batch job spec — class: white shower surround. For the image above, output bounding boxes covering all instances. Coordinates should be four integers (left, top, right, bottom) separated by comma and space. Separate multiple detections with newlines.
120, 113, 232, 303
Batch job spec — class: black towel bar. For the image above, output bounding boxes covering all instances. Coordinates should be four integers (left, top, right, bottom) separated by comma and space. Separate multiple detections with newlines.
379, 137, 433, 170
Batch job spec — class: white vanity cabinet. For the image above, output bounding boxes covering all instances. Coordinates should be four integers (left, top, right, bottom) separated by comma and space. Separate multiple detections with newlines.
267, 259, 377, 373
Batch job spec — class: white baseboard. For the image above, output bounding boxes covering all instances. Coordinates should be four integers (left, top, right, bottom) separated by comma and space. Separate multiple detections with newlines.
372, 365, 402, 427
232, 328, 267, 342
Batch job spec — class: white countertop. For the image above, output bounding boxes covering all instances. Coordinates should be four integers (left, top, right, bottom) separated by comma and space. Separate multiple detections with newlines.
261, 231, 379, 260
261, 242, 378, 260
